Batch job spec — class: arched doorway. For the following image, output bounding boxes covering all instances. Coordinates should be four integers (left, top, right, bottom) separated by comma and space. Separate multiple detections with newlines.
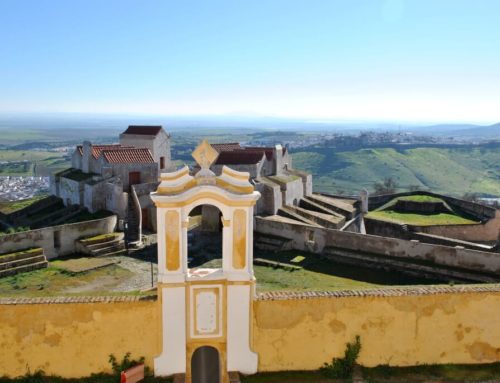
187, 204, 223, 269
191, 346, 220, 383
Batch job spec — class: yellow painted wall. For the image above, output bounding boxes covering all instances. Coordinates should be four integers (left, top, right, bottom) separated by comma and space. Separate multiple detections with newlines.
2, 291, 500, 378
0, 300, 160, 378
253, 292, 500, 371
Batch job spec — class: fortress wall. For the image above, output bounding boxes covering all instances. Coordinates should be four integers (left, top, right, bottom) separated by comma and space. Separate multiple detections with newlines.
253, 287, 500, 371
1, 288, 499, 378
255, 217, 500, 273
413, 209, 500, 243
0, 297, 160, 378
0, 215, 117, 259
367, 191, 497, 220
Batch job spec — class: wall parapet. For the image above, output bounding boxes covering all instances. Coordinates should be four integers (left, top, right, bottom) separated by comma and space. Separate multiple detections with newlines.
0, 215, 117, 259
257, 284, 500, 301
0, 294, 157, 305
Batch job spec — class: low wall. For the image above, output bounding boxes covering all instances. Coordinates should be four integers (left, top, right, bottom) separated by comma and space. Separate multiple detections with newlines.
0, 215, 117, 259
0, 296, 159, 378
253, 286, 500, 370
255, 217, 500, 274
368, 191, 498, 220
1, 286, 500, 377
413, 210, 500, 243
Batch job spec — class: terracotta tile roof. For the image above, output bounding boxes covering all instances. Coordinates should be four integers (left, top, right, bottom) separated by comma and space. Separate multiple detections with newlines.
244, 147, 274, 161
215, 150, 265, 165
122, 125, 163, 136
211, 143, 242, 152
102, 148, 155, 164
211, 142, 276, 164
76, 144, 131, 159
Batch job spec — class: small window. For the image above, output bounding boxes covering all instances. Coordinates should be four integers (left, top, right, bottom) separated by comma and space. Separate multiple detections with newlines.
160, 156, 165, 169
53, 230, 61, 249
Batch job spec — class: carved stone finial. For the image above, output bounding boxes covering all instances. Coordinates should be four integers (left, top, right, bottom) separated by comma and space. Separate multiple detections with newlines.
192, 139, 219, 170
192, 139, 219, 183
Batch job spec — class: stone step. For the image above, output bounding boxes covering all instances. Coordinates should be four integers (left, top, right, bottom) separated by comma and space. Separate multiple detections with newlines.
300, 197, 346, 219
309, 194, 355, 219
0, 260, 48, 278
90, 242, 125, 256
0, 248, 44, 264
286, 205, 344, 229
86, 238, 123, 251
278, 207, 322, 227
96, 249, 128, 258
0, 255, 47, 271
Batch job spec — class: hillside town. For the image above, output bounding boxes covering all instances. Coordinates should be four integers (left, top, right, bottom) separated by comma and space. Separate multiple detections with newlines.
0, 176, 49, 202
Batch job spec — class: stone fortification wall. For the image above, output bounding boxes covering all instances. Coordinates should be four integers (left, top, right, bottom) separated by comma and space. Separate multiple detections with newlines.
0, 215, 117, 259
254, 286, 500, 371
255, 217, 500, 274
367, 192, 500, 243
0, 296, 159, 378
413, 210, 500, 243
1, 286, 499, 377
368, 191, 497, 220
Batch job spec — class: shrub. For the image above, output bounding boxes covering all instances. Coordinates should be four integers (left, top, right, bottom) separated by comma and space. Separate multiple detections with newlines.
320, 335, 362, 378
108, 353, 148, 377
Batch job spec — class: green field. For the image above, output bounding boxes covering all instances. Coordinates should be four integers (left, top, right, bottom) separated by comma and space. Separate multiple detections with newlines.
366, 210, 477, 226
0, 149, 70, 176
365, 194, 479, 226
292, 145, 500, 197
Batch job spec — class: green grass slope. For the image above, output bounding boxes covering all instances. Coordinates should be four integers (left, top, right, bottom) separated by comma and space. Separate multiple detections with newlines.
292, 145, 500, 197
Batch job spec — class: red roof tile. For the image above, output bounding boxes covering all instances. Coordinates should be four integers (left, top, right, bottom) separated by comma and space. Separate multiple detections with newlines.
122, 125, 163, 136
102, 148, 155, 164
215, 150, 265, 165
76, 144, 130, 159
212, 143, 242, 152
244, 147, 274, 161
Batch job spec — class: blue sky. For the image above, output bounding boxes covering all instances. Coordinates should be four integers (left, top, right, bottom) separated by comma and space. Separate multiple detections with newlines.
0, 0, 499, 123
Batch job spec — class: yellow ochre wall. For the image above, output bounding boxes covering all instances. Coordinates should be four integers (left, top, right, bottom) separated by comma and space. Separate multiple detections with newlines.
0, 300, 160, 378
253, 291, 500, 371
1, 290, 500, 378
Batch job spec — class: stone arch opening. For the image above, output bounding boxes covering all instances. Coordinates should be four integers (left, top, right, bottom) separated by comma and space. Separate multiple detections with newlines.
191, 346, 220, 383
187, 203, 224, 269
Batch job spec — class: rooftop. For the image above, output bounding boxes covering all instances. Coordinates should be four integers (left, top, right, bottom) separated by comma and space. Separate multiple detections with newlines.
122, 125, 163, 136
211, 143, 277, 165
102, 148, 155, 164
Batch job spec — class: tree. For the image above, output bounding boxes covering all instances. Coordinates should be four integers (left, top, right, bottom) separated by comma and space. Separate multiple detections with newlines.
373, 177, 398, 195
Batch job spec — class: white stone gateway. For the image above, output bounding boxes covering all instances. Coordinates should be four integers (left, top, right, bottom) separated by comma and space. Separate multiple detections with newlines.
151, 140, 260, 383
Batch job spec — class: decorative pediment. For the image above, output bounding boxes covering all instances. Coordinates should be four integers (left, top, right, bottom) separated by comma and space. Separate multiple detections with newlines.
155, 141, 254, 196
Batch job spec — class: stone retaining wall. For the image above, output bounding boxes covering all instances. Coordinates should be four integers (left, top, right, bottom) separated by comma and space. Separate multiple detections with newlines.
255, 217, 500, 274
0, 215, 117, 259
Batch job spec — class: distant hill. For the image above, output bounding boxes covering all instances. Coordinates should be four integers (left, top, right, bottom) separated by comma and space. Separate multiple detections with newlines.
413, 123, 500, 139
446, 123, 500, 138
292, 143, 500, 197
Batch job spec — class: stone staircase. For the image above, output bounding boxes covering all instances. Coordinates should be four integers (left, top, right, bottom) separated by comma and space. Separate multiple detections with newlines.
77, 234, 127, 257
0, 248, 48, 278
254, 232, 293, 252
280, 204, 345, 229
307, 193, 356, 219
278, 206, 321, 227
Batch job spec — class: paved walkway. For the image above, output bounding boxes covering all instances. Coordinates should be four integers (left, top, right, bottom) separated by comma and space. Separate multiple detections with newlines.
107, 254, 158, 292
